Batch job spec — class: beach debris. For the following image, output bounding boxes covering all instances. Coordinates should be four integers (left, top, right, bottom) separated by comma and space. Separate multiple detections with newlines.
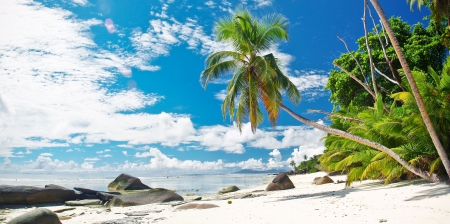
107, 173, 151, 191
379, 219, 387, 223
93, 217, 145, 224
227, 200, 232, 204
124, 211, 149, 216
312, 176, 334, 185
53, 207, 76, 213
0, 185, 78, 206
265, 173, 295, 191
6, 208, 61, 224
58, 215, 72, 220
218, 185, 240, 194
106, 188, 183, 207
174, 203, 219, 211
65, 199, 102, 206
184, 193, 195, 196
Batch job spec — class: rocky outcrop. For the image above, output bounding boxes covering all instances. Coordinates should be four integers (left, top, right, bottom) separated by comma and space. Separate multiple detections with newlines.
106, 188, 183, 207
265, 173, 295, 191
174, 203, 219, 211
6, 208, 61, 224
0, 185, 78, 206
107, 173, 151, 191
73, 187, 121, 202
312, 176, 334, 185
65, 199, 102, 206
218, 185, 240, 194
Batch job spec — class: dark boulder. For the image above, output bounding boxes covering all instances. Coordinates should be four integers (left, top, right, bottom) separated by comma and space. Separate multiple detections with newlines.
265, 173, 295, 191
106, 188, 183, 207
312, 176, 334, 185
97, 192, 119, 201
107, 173, 151, 191
65, 199, 102, 206
6, 208, 61, 224
218, 186, 240, 194
74, 187, 99, 195
73, 187, 120, 201
0, 185, 78, 206
327, 171, 346, 176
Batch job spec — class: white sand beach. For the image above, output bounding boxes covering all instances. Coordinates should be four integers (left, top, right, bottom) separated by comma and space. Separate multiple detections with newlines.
2, 172, 450, 224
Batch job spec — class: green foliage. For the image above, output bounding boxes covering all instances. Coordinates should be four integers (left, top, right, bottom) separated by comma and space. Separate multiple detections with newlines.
297, 155, 321, 173
320, 57, 450, 185
326, 17, 446, 110
200, 6, 300, 133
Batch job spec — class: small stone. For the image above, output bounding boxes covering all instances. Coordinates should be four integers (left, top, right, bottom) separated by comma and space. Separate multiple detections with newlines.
227, 200, 232, 204
379, 219, 387, 223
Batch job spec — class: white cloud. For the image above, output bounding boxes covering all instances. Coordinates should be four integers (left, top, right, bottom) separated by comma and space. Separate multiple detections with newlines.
102, 154, 112, 158
205, 1, 215, 8
122, 151, 128, 156
191, 121, 326, 154
1, 1, 216, 155
66, 149, 74, 152
214, 90, 227, 101
2, 157, 11, 169
40, 153, 53, 157
72, 0, 89, 6
288, 70, 329, 101
0, 147, 315, 174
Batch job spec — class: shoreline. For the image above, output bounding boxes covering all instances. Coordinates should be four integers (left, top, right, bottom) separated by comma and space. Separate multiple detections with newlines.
2, 172, 450, 223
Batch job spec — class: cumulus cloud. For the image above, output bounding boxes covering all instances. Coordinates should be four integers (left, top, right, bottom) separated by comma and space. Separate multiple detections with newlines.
0, 147, 298, 173
191, 121, 327, 154
0, 0, 177, 155
40, 153, 53, 157
72, 0, 89, 6
288, 70, 329, 101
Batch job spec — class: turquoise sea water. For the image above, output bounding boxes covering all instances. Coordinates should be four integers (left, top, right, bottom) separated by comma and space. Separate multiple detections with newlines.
0, 174, 275, 196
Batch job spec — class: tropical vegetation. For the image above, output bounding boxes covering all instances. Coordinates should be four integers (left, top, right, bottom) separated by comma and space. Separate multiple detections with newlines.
201, 2, 450, 186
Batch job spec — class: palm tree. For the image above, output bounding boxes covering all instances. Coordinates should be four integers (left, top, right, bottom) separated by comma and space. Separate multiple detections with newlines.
369, 0, 450, 181
407, 0, 450, 26
200, 7, 437, 182
290, 160, 296, 170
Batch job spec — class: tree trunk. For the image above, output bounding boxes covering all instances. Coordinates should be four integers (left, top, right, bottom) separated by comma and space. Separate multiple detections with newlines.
280, 104, 436, 182
369, 0, 450, 180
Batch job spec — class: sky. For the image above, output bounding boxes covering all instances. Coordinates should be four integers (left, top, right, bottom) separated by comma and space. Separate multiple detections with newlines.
0, 0, 431, 177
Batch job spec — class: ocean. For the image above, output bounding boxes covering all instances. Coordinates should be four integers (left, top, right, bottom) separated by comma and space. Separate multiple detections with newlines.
0, 173, 275, 196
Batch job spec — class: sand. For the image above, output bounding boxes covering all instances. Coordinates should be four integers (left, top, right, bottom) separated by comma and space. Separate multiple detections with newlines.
1, 172, 450, 224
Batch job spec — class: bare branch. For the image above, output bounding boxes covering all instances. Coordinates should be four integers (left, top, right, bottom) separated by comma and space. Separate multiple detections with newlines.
336, 35, 368, 83
363, 0, 378, 96
367, 4, 406, 91
373, 65, 399, 85
307, 109, 364, 123
333, 62, 376, 100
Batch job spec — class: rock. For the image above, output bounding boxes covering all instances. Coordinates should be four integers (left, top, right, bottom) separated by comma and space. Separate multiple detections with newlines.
174, 203, 219, 211
0, 185, 78, 206
312, 176, 334, 185
218, 185, 240, 194
265, 173, 295, 191
65, 199, 102, 206
106, 188, 183, 207
6, 208, 61, 224
97, 192, 118, 201
73, 187, 99, 195
107, 173, 151, 191
327, 171, 345, 176
53, 207, 76, 213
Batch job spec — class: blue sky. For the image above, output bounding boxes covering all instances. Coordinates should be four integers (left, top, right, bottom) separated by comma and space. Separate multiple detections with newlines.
0, 0, 430, 176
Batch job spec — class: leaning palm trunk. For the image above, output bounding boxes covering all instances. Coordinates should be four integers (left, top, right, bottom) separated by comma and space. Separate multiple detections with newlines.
279, 104, 438, 182
369, 0, 450, 180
